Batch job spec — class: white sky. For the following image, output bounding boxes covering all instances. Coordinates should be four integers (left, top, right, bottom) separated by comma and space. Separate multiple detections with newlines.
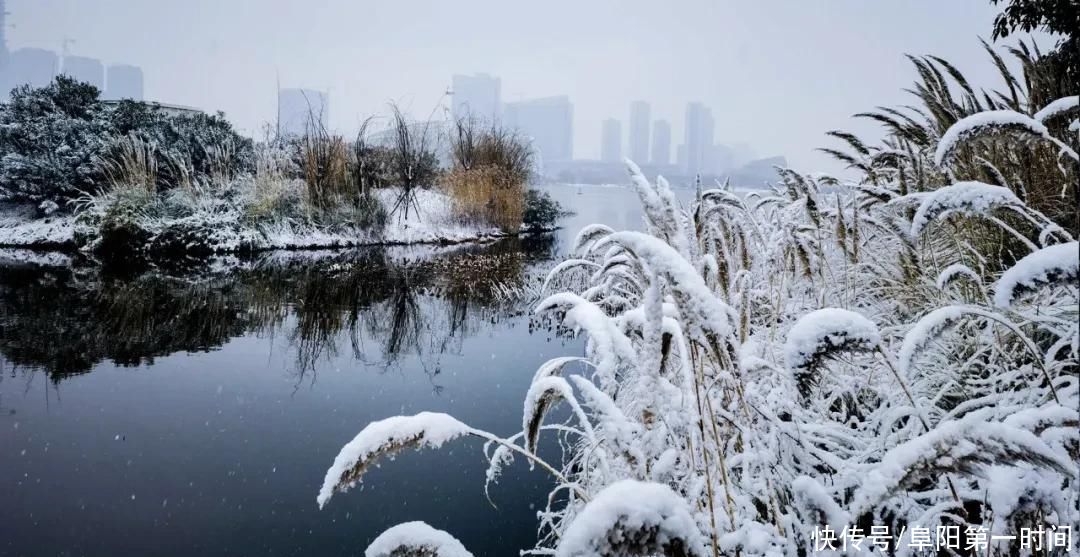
7, 0, 1053, 173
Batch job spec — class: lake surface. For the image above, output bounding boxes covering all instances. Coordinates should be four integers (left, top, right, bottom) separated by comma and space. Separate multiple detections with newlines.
0, 183, 671, 556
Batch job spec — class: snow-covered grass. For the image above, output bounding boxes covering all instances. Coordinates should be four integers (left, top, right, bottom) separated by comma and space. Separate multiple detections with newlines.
0, 182, 526, 254
298, 55, 1078, 556
314, 100, 1078, 555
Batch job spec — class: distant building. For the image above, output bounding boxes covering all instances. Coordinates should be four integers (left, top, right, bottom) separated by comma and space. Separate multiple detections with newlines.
105, 64, 144, 100
708, 144, 735, 174
601, 118, 622, 163
651, 120, 671, 166
684, 102, 714, 176
0, 0, 9, 83
451, 73, 501, 123
62, 55, 105, 90
8, 48, 58, 90
628, 101, 650, 165
676, 143, 687, 171
278, 88, 328, 137
101, 99, 202, 117
503, 95, 573, 169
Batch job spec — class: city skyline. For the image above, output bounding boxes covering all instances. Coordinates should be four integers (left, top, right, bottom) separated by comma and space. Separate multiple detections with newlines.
2, 0, 1052, 174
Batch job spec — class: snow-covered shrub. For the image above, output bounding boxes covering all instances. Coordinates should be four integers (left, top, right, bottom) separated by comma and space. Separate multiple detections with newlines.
317, 156, 1077, 556
523, 188, 570, 231
0, 76, 110, 206
364, 521, 474, 557
0, 76, 254, 210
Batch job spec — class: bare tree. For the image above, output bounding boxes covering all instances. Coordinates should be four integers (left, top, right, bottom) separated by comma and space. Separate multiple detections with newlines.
387, 103, 437, 221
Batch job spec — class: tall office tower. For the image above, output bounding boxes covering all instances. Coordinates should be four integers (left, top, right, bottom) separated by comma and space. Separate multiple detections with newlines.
503, 95, 574, 168
61, 55, 105, 90
684, 102, 715, 175
105, 64, 144, 100
601, 118, 622, 163
628, 101, 650, 165
451, 73, 501, 123
650, 119, 671, 166
0, 0, 8, 95
278, 88, 329, 137
9, 48, 58, 90
0, 0, 9, 69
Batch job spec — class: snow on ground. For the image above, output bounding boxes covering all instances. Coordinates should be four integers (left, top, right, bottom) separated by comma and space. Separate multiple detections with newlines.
992, 241, 1079, 307
0, 206, 76, 247
364, 521, 474, 557
0, 188, 523, 254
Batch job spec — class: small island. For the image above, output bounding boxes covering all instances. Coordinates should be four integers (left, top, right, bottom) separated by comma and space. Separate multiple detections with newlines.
0, 76, 568, 258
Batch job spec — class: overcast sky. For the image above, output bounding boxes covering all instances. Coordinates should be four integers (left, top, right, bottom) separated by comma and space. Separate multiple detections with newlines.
7, 0, 1052, 173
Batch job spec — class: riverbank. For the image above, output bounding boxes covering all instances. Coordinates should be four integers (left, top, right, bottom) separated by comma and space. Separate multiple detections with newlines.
0, 187, 557, 256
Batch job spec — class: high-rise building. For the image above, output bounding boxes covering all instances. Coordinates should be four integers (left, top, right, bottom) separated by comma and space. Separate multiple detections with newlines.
0, 0, 9, 68
503, 95, 573, 169
61, 55, 104, 90
651, 120, 671, 166
0, 0, 9, 95
451, 73, 501, 123
684, 102, 714, 175
601, 118, 622, 163
105, 64, 144, 100
278, 88, 328, 137
9, 48, 58, 90
628, 101, 650, 165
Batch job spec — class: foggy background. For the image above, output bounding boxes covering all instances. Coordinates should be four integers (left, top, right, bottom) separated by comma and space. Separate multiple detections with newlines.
6, 0, 1051, 174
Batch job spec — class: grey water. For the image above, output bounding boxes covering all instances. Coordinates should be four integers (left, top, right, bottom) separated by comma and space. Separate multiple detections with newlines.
0, 184, 661, 557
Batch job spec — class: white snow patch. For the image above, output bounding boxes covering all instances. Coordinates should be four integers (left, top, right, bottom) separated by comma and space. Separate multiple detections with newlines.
555, 479, 707, 557
784, 308, 881, 370
910, 181, 1022, 238
365, 521, 474, 557
317, 412, 473, 509
992, 241, 1079, 307
1033, 96, 1079, 123
935, 110, 1050, 166
935, 263, 982, 290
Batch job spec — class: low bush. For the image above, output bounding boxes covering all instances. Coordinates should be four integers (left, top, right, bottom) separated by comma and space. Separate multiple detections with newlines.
522, 188, 569, 231
0, 76, 254, 210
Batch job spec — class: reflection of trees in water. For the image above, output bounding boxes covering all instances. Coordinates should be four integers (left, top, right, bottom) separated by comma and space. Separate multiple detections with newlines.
0, 236, 556, 383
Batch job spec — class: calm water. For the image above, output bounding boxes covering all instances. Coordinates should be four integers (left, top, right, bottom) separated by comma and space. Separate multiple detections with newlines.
0, 183, 670, 557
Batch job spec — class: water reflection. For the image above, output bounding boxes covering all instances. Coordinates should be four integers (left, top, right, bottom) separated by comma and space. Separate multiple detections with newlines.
0, 236, 555, 383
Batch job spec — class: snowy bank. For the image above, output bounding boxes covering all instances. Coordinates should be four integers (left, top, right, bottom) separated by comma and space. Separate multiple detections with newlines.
0, 188, 552, 255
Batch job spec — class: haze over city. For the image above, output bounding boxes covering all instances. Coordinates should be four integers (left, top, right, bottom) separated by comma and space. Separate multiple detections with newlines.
0, 1, 1076, 556
4, 0, 1047, 174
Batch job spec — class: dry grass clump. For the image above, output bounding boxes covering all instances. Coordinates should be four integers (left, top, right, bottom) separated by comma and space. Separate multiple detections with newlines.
441, 166, 524, 232
442, 117, 533, 232
298, 125, 351, 212
97, 134, 159, 194
820, 39, 1079, 236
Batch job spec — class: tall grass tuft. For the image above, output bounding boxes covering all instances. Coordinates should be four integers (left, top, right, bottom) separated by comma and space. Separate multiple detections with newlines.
442, 117, 534, 232
97, 134, 159, 194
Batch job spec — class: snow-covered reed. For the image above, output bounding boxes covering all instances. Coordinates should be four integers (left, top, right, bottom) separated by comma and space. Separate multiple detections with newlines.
317, 97, 1078, 556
